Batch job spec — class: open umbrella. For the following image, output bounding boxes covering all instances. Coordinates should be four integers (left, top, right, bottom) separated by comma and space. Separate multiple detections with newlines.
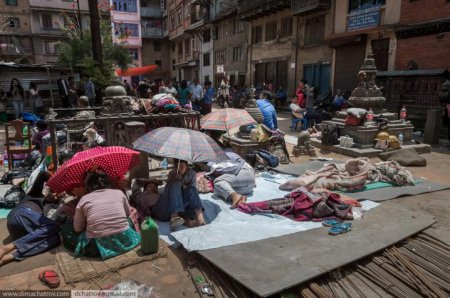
200, 108, 256, 131
46, 146, 140, 193
133, 127, 227, 163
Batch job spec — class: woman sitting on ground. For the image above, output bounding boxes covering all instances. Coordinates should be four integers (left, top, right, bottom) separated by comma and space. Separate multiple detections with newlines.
0, 193, 62, 266
150, 159, 205, 229
62, 170, 140, 260
205, 131, 256, 208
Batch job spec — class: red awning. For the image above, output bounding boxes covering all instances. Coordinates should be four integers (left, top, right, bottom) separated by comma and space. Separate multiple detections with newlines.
115, 65, 158, 77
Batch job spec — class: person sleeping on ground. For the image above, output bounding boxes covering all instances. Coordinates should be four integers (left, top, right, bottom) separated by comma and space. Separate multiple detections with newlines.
0, 193, 62, 267
205, 149, 256, 208
61, 170, 141, 260
130, 159, 205, 230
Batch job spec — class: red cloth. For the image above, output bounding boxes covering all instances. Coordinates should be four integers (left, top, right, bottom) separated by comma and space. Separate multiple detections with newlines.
296, 88, 305, 108
238, 191, 352, 222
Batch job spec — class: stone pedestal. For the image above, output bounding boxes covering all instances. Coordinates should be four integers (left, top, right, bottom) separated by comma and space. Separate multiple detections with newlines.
423, 109, 441, 145
325, 118, 414, 149
125, 121, 149, 179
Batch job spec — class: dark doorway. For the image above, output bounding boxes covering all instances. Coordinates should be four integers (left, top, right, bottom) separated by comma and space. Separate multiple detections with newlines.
371, 38, 389, 71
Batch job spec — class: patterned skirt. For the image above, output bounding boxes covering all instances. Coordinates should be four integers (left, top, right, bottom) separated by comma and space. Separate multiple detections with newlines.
61, 219, 141, 260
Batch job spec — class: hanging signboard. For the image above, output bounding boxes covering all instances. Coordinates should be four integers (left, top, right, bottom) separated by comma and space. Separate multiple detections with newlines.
217, 65, 224, 74
348, 6, 381, 31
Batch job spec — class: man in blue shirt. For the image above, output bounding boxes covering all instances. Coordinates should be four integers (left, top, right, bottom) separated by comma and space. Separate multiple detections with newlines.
202, 81, 214, 115
256, 92, 278, 130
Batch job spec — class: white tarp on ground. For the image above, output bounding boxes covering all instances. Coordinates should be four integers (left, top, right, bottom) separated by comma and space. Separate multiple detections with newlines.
157, 173, 379, 251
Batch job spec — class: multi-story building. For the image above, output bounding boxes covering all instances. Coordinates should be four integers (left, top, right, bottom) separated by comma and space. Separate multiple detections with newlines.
211, 0, 247, 88
237, 0, 296, 94
292, 0, 333, 98
111, 0, 142, 85
29, 0, 90, 65
327, 0, 400, 93
395, 0, 450, 71
0, 0, 33, 64
168, 0, 205, 82
140, 0, 171, 82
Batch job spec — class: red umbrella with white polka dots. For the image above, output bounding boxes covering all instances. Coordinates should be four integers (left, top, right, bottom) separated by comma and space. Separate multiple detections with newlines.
46, 146, 140, 193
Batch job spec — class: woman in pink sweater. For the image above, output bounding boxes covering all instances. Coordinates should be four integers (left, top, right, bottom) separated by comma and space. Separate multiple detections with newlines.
62, 171, 140, 260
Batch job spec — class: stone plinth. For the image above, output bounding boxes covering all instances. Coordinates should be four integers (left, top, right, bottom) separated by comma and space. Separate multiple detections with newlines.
323, 119, 414, 149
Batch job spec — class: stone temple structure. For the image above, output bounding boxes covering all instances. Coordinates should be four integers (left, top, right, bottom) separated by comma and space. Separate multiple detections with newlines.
312, 53, 430, 156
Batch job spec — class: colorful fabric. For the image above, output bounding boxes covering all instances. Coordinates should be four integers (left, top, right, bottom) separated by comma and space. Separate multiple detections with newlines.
133, 127, 228, 163
200, 108, 256, 131
238, 189, 353, 222
46, 146, 140, 193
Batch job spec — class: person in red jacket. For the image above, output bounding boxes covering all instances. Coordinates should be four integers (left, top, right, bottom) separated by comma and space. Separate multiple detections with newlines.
296, 79, 307, 108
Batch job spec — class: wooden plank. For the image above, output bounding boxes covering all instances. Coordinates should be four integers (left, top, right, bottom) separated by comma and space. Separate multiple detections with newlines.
199, 204, 436, 297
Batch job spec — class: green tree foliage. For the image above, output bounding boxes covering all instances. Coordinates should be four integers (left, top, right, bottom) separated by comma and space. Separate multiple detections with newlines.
57, 14, 131, 92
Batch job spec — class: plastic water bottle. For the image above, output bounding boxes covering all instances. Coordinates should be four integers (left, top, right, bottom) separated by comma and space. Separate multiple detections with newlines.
160, 158, 168, 179
140, 217, 159, 255
398, 133, 404, 146
400, 105, 407, 122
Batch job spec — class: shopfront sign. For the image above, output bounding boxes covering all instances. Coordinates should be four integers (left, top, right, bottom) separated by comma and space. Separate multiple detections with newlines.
348, 6, 381, 31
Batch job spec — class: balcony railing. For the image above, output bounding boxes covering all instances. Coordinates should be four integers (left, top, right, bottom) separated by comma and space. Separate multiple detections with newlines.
140, 6, 163, 18
291, 0, 331, 15
141, 27, 164, 38
238, 0, 290, 20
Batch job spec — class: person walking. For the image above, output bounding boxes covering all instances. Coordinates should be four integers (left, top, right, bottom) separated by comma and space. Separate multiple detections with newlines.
29, 82, 44, 117
202, 81, 214, 115
190, 78, 203, 111
9, 78, 25, 119
84, 76, 96, 106
57, 72, 70, 108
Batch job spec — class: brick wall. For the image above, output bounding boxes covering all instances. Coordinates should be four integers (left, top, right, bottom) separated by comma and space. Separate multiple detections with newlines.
395, 34, 450, 70
400, 0, 450, 23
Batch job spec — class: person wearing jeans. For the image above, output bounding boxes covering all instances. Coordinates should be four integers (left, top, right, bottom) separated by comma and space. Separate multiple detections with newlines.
9, 78, 25, 119
151, 160, 205, 229
0, 196, 61, 266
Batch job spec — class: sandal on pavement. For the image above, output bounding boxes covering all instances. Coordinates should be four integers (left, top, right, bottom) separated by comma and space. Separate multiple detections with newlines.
39, 270, 60, 288
328, 222, 352, 236
170, 216, 185, 230
322, 219, 342, 227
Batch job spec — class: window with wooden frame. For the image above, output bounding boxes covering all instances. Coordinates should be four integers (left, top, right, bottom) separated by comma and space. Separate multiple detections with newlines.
280, 17, 292, 38
252, 25, 262, 43
265, 21, 277, 41
304, 16, 325, 45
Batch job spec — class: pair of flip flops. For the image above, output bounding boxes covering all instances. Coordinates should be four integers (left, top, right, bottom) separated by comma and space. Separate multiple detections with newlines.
39, 270, 60, 288
322, 219, 352, 236
170, 216, 185, 230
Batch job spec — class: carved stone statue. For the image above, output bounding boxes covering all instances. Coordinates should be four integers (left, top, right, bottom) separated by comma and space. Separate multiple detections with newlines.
101, 86, 134, 115
292, 130, 316, 157
348, 53, 386, 110
244, 86, 264, 124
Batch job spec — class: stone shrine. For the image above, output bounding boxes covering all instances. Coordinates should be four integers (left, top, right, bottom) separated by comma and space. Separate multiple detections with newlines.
312, 53, 430, 156
329, 53, 414, 149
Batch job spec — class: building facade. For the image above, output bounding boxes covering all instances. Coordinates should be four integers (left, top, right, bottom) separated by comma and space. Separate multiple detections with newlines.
292, 0, 334, 98
395, 0, 450, 71
211, 0, 247, 88
0, 0, 33, 64
111, 0, 143, 85
29, 0, 90, 65
168, 0, 205, 83
327, 0, 400, 94
237, 0, 296, 94
140, 0, 171, 82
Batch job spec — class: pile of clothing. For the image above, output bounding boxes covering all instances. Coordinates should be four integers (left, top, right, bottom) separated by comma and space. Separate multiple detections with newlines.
149, 94, 182, 113
238, 187, 359, 222
279, 158, 415, 191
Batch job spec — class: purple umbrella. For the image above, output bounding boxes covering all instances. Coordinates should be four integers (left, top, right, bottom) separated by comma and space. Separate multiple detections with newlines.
133, 127, 228, 163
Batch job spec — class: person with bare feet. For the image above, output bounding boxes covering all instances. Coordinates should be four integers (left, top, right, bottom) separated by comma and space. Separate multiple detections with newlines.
206, 149, 256, 209
0, 194, 61, 267
151, 159, 205, 230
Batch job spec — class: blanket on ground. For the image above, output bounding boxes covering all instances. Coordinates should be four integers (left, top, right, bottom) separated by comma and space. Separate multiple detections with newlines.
238, 187, 354, 221
279, 158, 414, 191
